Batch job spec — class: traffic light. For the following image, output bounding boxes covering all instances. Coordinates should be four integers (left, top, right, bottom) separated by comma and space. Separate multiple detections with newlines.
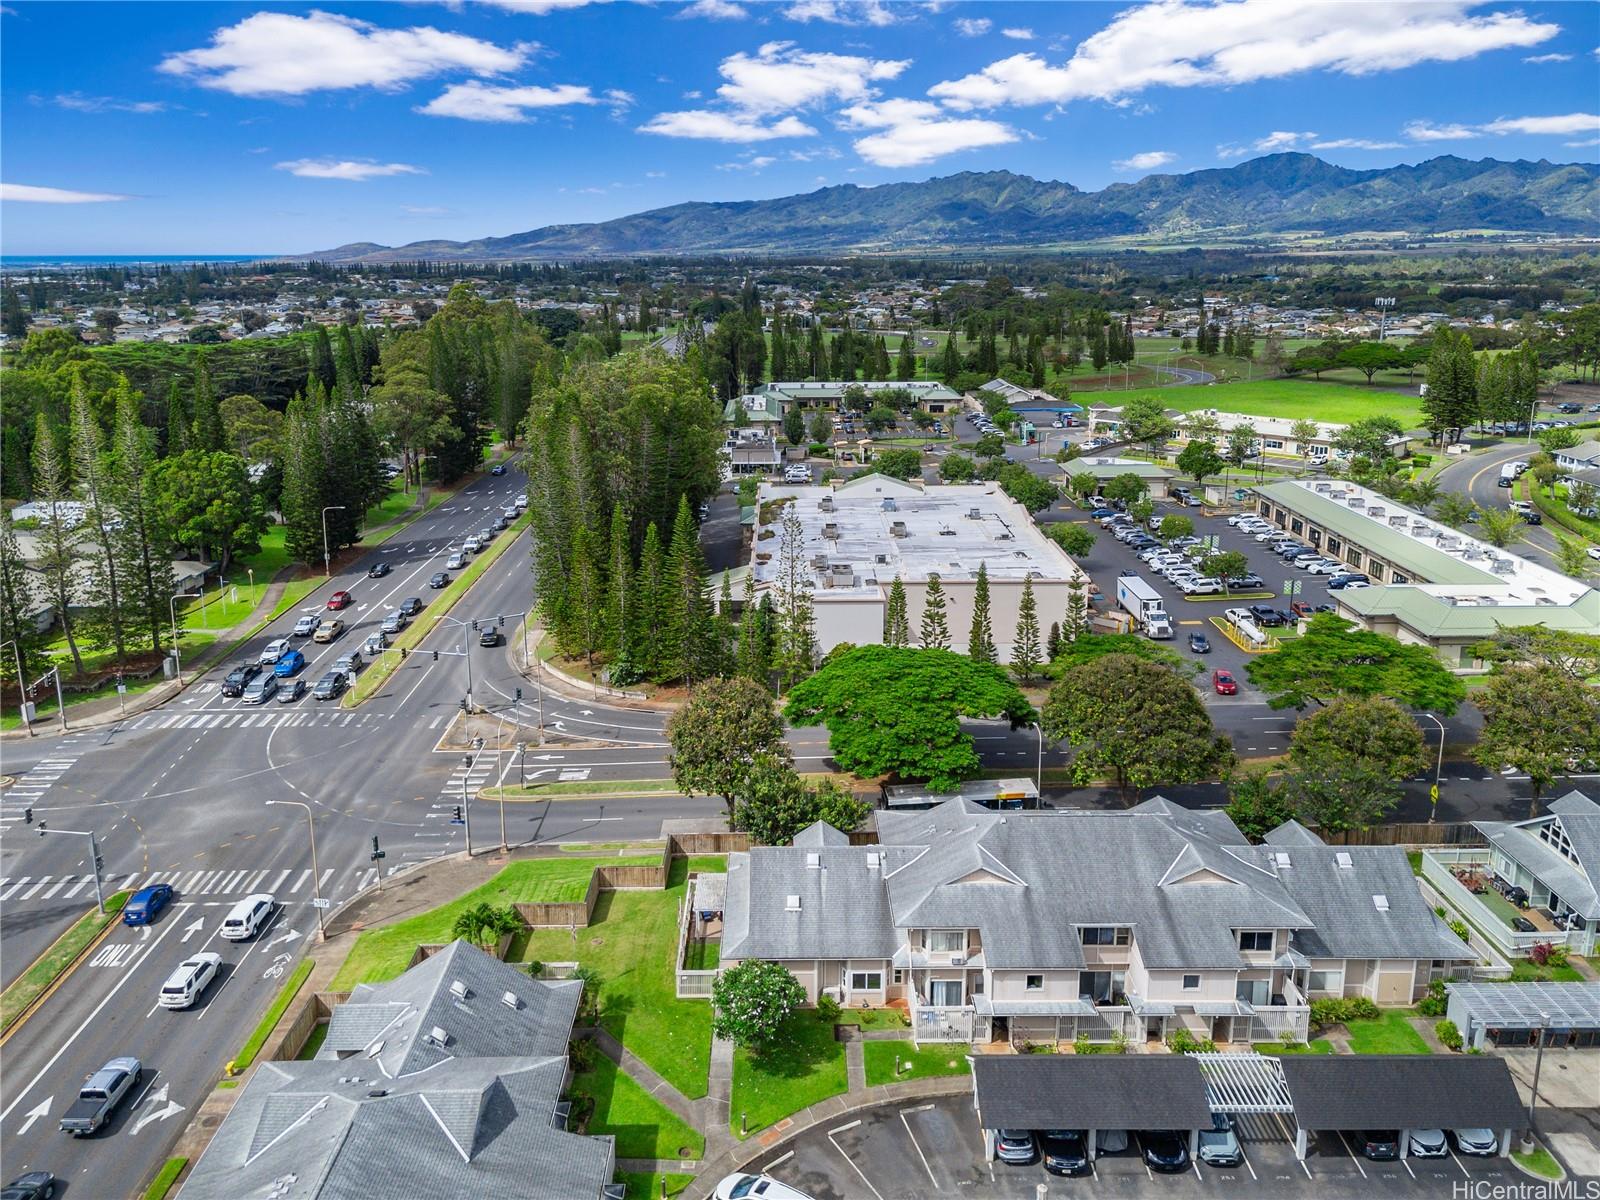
94, 855, 104, 872
37, 820, 46, 837
370, 836, 386, 862
23, 807, 31, 825
451, 805, 464, 824
497, 616, 505, 628
514, 688, 523, 703
400, 647, 408, 661
432, 649, 439, 662
471, 620, 479, 632
460, 698, 468, 712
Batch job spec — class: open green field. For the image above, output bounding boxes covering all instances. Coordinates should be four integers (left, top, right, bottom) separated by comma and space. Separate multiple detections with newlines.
863, 1041, 970, 1087
1345, 1009, 1430, 1054
731, 1009, 848, 1136
1109, 378, 1426, 428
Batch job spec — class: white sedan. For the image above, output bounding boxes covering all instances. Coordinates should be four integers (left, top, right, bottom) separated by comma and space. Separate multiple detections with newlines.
258, 638, 292, 664
1587, 546, 1600, 562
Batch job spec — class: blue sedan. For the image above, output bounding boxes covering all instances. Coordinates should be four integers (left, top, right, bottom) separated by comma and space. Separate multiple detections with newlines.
122, 883, 173, 926
273, 649, 307, 677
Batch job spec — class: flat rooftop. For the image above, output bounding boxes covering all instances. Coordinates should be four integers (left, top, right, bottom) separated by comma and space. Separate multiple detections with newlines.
757, 380, 962, 401
752, 474, 1080, 594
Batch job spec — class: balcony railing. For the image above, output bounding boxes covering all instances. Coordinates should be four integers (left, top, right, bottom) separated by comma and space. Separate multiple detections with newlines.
1421, 851, 1569, 959
912, 1001, 978, 1043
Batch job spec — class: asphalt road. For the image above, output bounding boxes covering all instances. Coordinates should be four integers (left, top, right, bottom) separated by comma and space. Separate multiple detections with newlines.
1433, 437, 1563, 569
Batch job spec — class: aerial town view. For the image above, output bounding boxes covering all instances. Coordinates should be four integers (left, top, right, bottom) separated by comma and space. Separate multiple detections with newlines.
1, 2, 1598, 1198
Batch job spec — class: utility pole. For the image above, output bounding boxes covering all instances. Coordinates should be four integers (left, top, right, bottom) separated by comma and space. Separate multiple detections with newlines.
2, 639, 32, 737
321, 505, 346, 578
38, 823, 105, 913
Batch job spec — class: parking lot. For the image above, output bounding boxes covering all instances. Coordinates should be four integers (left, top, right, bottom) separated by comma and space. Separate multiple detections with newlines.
741, 1095, 1529, 1200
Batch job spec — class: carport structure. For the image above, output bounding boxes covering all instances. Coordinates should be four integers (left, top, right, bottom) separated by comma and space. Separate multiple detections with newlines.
1192, 1051, 1295, 1115
970, 1053, 1214, 1161
1277, 1054, 1526, 1160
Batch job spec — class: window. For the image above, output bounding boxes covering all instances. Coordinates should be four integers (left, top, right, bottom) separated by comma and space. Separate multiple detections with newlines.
1308, 970, 1342, 993
1078, 927, 1130, 946
927, 930, 965, 953
1326, 537, 1341, 555
1346, 552, 1363, 569
1390, 573, 1408, 585
1026, 974, 1044, 991
1264, 439, 1283, 450
1239, 930, 1273, 952
850, 971, 883, 991
1078, 971, 1124, 1004
928, 979, 963, 1007
893, 969, 905, 985
1237, 979, 1269, 1006
1290, 518, 1304, 535
1182, 974, 1201, 990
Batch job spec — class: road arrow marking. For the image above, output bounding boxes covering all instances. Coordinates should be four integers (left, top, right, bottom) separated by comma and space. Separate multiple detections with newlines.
551, 721, 566, 731
17, 1097, 51, 1135
265, 927, 300, 950
180, 918, 205, 944
580, 709, 594, 716
527, 754, 563, 761
132, 1098, 184, 1136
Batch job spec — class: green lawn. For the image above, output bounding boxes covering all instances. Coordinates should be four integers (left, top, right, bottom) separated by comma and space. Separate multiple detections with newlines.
141, 1157, 187, 1200
1254, 1039, 1335, 1055
363, 480, 421, 529
330, 857, 646, 990
841, 1007, 909, 1032
570, 1052, 704, 1160
616, 1173, 694, 1198
1513, 1147, 1564, 1179
1345, 1010, 1430, 1054
1107, 378, 1426, 428
1508, 959, 1584, 983
296, 1022, 330, 1060
862, 1041, 969, 1087
508, 858, 715, 1100
731, 1010, 848, 1137
683, 938, 720, 971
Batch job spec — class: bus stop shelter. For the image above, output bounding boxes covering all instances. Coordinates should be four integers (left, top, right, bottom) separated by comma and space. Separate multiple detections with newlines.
1277, 1055, 1525, 1159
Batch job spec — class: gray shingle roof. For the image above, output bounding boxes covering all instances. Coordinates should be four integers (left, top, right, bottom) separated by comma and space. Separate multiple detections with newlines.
1280, 1055, 1525, 1131
973, 1055, 1214, 1130
1474, 791, 1600, 918
1263, 820, 1325, 847
1273, 846, 1469, 961
180, 943, 611, 1200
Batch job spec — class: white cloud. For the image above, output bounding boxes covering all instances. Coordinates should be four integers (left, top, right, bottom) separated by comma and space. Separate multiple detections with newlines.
1523, 52, 1572, 63
159, 10, 524, 97
1001, 27, 1034, 41
1404, 112, 1600, 141
716, 41, 909, 114
645, 170, 667, 177
1311, 137, 1404, 150
715, 155, 778, 170
678, 0, 748, 17
402, 204, 453, 215
1, 182, 132, 203
275, 158, 428, 181
1113, 150, 1176, 171
638, 110, 817, 140
929, 0, 1557, 111
1564, 136, 1600, 147
783, 0, 898, 27
418, 80, 620, 121
1404, 119, 1477, 141
838, 97, 1017, 167
1253, 130, 1316, 152
953, 17, 991, 37
475, 0, 611, 11
1481, 112, 1599, 136
50, 92, 167, 114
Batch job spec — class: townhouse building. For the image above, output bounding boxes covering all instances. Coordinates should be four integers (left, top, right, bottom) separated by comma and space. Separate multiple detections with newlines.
721, 798, 1471, 1049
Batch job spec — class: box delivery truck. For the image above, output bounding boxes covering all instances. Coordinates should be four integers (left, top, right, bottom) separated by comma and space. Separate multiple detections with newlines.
1115, 574, 1173, 639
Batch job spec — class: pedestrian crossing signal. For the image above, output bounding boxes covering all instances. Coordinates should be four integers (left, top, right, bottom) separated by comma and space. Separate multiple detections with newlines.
451, 806, 464, 824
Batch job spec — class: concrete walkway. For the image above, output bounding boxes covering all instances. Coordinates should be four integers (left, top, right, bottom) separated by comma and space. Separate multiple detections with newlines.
699, 1036, 737, 1160
845, 1039, 866, 1093
589, 1026, 700, 1127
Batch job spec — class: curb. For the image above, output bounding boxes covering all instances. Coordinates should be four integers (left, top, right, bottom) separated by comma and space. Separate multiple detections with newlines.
0, 900, 124, 1044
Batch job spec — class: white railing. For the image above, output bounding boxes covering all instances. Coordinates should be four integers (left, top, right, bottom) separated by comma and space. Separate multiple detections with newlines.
913, 1003, 977, 1043
1249, 1006, 1310, 1044
1421, 852, 1570, 958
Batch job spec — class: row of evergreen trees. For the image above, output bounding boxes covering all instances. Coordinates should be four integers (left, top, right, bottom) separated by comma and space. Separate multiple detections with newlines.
1422, 335, 1540, 443
880, 565, 1081, 681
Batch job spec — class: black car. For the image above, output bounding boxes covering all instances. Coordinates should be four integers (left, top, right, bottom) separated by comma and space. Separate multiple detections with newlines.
312, 670, 347, 701
1357, 1131, 1399, 1161
479, 626, 503, 648
1188, 632, 1211, 653
430, 571, 450, 588
1041, 1129, 1090, 1176
367, 562, 392, 579
399, 596, 424, 617
1140, 1130, 1191, 1173
0, 1173, 56, 1200
221, 661, 262, 697
1248, 604, 1285, 627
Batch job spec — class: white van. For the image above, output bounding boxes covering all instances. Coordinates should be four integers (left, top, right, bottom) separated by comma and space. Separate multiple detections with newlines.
221, 893, 275, 941
159, 952, 220, 1009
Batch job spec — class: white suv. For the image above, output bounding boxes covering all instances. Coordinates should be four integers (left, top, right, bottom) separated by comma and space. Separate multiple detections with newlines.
783, 465, 812, 483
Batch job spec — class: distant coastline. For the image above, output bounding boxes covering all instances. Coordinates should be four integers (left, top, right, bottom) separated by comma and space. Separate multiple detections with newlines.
1, 254, 272, 269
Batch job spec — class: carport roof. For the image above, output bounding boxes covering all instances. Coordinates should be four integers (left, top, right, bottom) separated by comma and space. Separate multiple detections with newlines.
971, 1054, 1213, 1131
1279, 1055, 1525, 1132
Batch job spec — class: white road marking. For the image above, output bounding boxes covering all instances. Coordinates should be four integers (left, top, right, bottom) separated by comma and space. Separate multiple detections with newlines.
899, 1107, 940, 1189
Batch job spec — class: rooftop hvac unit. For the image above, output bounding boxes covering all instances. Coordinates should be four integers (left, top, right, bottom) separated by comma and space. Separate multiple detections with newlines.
823, 522, 839, 540
812, 553, 830, 570
883, 497, 897, 512
939, 526, 956, 537
1490, 559, 1516, 575
996, 532, 1013, 540
1313, 482, 1332, 494
1346, 497, 1366, 508
1388, 515, 1407, 529
1274, 852, 1292, 869
1367, 505, 1386, 518
968, 507, 982, 519
785, 894, 802, 912
891, 521, 908, 537
501, 991, 522, 1010
449, 979, 471, 1001
875, 553, 889, 564
819, 496, 835, 513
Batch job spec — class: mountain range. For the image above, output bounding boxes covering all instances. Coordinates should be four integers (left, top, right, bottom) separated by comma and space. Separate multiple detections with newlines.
303, 153, 1599, 262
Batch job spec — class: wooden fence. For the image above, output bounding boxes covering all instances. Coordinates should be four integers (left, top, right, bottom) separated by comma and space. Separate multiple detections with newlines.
1317, 822, 1484, 847
516, 870, 602, 928
271, 991, 352, 1062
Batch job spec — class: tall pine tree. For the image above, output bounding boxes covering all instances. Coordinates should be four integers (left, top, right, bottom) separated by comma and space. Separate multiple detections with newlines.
967, 561, 996, 663
735, 570, 769, 686
110, 379, 173, 653
30, 414, 85, 674
920, 572, 950, 650
773, 502, 816, 691
883, 575, 909, 647
70, 374, 128, 665
164, 378, 189, 456
190, 352, 224, 452
661, 497, 711, 684
1011, 572, 1041, 680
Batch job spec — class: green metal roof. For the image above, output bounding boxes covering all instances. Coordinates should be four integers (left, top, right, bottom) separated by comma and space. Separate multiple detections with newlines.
1335, 585, 1600, 638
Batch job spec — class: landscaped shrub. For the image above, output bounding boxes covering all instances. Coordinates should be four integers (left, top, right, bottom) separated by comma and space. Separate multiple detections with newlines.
1165, 1027, 1217, 1054
1435, 1019, 1463, 1051
814, 994, 841, 1024
808, 443, 829, 457
1450, 919, 1471, 943
1529, 941, 1554, 966
570, 1036, 597, 1072
1418, 981, 1448, 1017
1348, 997, 1379, 1021
1547, 944, 1569, 967
1310, 996, 1381, 1026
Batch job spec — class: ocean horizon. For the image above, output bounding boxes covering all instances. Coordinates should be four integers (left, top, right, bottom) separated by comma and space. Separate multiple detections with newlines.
1, 253, 276, 268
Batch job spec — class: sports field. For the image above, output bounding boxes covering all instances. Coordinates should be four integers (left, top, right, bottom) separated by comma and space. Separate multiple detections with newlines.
1105, 379, 1425, 428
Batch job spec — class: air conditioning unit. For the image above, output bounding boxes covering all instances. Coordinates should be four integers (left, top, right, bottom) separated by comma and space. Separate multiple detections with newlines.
449, 979, 470, 1001
819, 497, 834, 513
883, 497, 897, 512
823, 522, 840, 540
950, 954, 967, 966
967, 507, 982, 519
890, 521, 908, 538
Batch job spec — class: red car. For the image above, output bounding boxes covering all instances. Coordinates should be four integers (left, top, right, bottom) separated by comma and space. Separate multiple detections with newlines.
327, 590, 353, 610
1212, 669, 1238, 695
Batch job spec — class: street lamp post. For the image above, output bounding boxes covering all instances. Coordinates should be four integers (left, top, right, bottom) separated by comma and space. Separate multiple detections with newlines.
1422, 713, 1446, 823
1029, 722, 1044, 793
265, 799, 325, 941
1527, 1011, 1552, 1134
247, 567, 256, 609
37, 823, 105, 913
169, 591, 201, 685
460, 750, 477, 857
1, 639, 32, 737
321, 505, 346, 578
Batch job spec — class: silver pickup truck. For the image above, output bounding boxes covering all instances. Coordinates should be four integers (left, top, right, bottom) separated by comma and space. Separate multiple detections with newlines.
58, 1056, 142, 1136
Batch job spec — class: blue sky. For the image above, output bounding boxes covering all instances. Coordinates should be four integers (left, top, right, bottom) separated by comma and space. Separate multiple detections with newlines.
1, 0, 1596, 254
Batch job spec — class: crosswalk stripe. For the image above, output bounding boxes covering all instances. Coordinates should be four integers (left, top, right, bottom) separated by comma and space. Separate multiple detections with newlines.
21, 877, 52, 900
269, 868, 292, 893
319, 868, 334, 889
63, 875, 94, 898
194, 870, 220, 892
292, 869, 311, 893
224, 714, 243, 728
0, 878, 28, 902
42, 877, 71, 899
242, 870, 266, 892
218, 869, 247, 892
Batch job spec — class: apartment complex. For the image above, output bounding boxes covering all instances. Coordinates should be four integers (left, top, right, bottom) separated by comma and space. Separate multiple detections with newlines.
742, 379, 965, 415
1251, 479, 1600, 666
721, 798, 1470, 1048
1085, 406, 1413, 460
746, 473, 1085, 657
1473, 791, 1600, 957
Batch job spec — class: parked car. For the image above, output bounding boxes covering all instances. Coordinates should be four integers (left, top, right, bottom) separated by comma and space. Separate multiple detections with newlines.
1198, 1114, 1242, 1168
994, 1129, 1038, 1165
1301, 559, 1341, 574
1041, 1129, 1091, 1176
273, 649, 307, 677
1213, 669, 1239, 695
1407, 1129, 1448, 1158
122, 883, 174, 926
0, 1172, 56, 1200
220, 662, 261, 697
59, 1056, 142, 1136
399, 596, 424, 617
1356, 1131, 1399, 1161
312, 670, 347, 700
1140, 1130, 1191, 1173
1096, 1129, 1130, 1155
1181, 578, 1226, 596
313, 618, 345, 643
381, 611, 407, 634
1450, 1129, 1499, 1156
430, 571, 450, 589
241, 673, 278, 704
276, 677, 307, 703
292, 615, 319, 637
367, 562, 391, 579
1290, 600, 1316, 619
1188, 632, 1211, 654
1225, 573, 1264, 590
326, 590, 353, 610
1327, 573, 1370, 590
158, 952, 221, 1010
257, 638, 291, 665
1248, 604, 1285, 627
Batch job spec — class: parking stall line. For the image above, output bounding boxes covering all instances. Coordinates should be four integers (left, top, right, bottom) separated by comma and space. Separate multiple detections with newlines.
1401, 1156, 1416, 1180
827, 1121, 885, 1200
763, 1151, 794, 1172
898, 1105, 940, 1190
1337, 1132, 1368, 1179
1447, 1147, 1470, 1177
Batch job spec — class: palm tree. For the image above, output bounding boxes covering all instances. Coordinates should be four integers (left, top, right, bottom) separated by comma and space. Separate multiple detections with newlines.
1474, 507, 1525, 549
1403, 478, 1441, 513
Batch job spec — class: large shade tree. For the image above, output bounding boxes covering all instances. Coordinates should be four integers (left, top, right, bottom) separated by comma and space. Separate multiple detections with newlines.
1245, 614, 1466, 713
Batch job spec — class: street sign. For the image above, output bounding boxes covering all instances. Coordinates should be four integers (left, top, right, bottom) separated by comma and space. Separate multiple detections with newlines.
1282, 580, 1302, 596
311, 897, 330, 909
1429, 783, 1440, 805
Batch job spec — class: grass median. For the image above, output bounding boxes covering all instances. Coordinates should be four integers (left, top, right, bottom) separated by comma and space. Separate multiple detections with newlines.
141, 1157, 187, 1200
345, 511, 531, 706
0, 891, 128, 1034
231, 958, 313, 1073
